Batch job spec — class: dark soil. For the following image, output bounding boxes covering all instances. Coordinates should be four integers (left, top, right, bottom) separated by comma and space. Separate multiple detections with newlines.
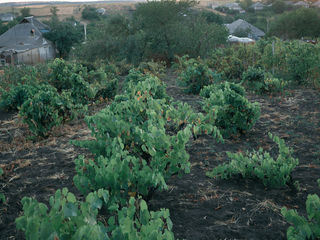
0, 71, 320, 240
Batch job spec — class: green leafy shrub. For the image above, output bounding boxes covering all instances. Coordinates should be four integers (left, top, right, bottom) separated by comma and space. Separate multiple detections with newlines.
109, 197, 174, 239
19, 86, 83, 137
124, 74, 169, 101
202, 82, 260, 137
281, 193, 320, 240
166, 101, 223, 141
242, 66, 286, 94
138, 60, 166, 77
178, 57, 214, 94
0, 64, 48, 90
16, 188, 174, 240
16, 188, 110, 240
48, 58, 96, 104
19, 87, 63, 137
207, 133, 299, 188
74, 138, 165, 204
200, 82, 245, 99
0, 84, 38, 111
73, 92, 191, 201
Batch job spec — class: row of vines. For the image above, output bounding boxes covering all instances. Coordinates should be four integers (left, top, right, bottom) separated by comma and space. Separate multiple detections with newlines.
0, 37, 319, 239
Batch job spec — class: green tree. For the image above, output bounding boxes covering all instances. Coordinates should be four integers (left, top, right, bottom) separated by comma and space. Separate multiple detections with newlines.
240, 0, 253, 11
271, 0, 286, 14
269, 8, 320, 39
133, 0, 197, 61
20, 7, 30, 18
82, 6, 100, 21
44, 20, 84, 58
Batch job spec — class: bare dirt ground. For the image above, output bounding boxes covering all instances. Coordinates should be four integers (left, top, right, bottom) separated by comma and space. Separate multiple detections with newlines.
0, 71, 320, 239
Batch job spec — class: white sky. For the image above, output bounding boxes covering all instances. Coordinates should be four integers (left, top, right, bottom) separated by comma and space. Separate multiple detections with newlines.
0, 0, 118, 3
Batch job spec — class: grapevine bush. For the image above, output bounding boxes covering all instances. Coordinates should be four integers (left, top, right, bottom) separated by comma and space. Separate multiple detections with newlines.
242, 66, 286, 94
282, 193, 320, 240
16, 188, 174, 239
202, 82, 260, 137
178, 57, 214, 94
207, 133, 299, 188
19, 87, 83, 137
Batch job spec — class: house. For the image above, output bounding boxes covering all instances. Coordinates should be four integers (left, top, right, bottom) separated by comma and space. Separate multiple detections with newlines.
251, 2, 267, 10
0, 16, 55, 65
293, 1, 309, 7
312, 0, 320, 7
225, 19, 265, 40
0, 13, 15, 22
224, 2, 245, 13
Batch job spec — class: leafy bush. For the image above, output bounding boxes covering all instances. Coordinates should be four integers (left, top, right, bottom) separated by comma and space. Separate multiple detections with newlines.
48, 59, 96, 104
109, 197, 174, 239
16, 188, 110, 240
242, 66, 286, 94
74, 138, 166, 204
19, 86, 83, 137
138, 60, 166, 77
16, 188, 174, 240
200, 82, 245, 99
0, 84, 38, 111
281, 192, 320, 240
19, 87, 63, 137
124, 74, 169, 101
178, 58, 214, 94
207, 133, 299, 188
73, 92, 191, 201
202, 82, 260, 137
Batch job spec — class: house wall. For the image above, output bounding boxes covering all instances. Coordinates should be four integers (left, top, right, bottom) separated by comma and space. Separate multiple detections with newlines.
16, 44, 55, 65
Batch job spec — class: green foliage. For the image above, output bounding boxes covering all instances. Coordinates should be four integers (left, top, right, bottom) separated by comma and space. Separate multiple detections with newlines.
0, 84, 38, 111
0, 64, 48, 89
82, 6, 100, 21
201, 10, 224, 24
207, 133, 299, 187
137, 60, 167, 77
48, 59, 96, 104
15, 188, 110, 240
178, 57, 214, 94
200, 82, 245, 99
269, 8, 320, 39
44, 19, 84, 58
16, 189, 174, 240
271, 0, 286, 14
19, 87, 63, 137
77, 0, 227, 64
73, 92, 191, 201
202, 82, 260, 137
209, 45, 257, 81
242, 66, 286, 94
285, 42, 320, 86
19, 86, 83, 137
0, 168, 5, 203
20, 8, 31, 18
109, 197, 174, 239
281, 194, 320, 240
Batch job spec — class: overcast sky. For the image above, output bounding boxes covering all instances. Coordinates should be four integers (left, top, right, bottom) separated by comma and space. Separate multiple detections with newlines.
0, 0, 117, 3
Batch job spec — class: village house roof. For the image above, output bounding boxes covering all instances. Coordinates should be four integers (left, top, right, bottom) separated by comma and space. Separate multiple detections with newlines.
224, 2, 244, 11
0, 17, 51, 54
251, 2, 266, 9
225, 19, 265, 39
293, 1, 309, 7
